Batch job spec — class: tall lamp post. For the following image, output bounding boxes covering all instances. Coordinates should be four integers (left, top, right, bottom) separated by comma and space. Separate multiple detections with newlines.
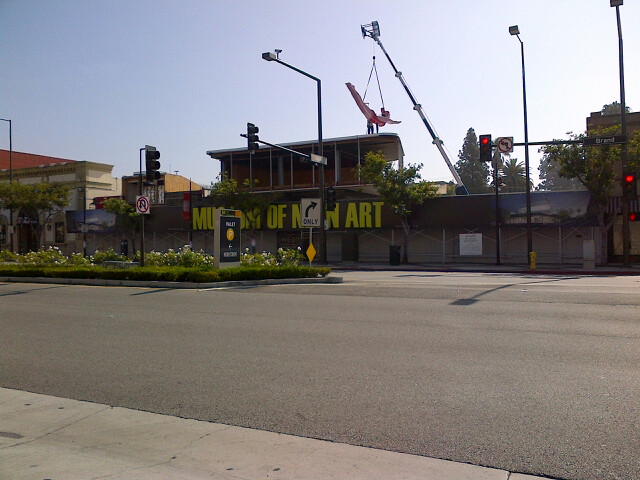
610, 0, 630, 265
262, 51, 326, 264
0, 118, 13, 253
509, 26, 534, 267
77, 186, 87, 256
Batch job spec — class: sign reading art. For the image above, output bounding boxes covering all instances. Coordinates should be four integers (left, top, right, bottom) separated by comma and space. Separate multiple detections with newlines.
191, 201, 386, 231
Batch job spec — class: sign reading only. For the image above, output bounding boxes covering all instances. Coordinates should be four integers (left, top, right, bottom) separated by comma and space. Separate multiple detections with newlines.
301, 198, 320, 227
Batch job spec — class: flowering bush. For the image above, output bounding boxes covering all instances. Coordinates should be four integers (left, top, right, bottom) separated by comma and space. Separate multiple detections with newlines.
240, 247, 303, 267
241, 250, 278, 267
0, 249, 18, 262
66, 252, 92, 266
90, 248, 125, 265
4, 245, 302, 269
277, 247, 304, 266
17, 246, 68, 266
142, 246, 215, 268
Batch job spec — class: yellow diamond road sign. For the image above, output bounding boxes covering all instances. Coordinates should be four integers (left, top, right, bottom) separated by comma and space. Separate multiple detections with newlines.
306, 242, 316, 263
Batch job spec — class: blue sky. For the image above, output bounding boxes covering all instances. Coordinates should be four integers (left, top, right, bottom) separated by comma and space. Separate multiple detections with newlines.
1, 0, 638, 187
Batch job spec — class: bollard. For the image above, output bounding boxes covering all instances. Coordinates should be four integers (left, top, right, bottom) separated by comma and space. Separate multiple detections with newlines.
529, 251, 537, 270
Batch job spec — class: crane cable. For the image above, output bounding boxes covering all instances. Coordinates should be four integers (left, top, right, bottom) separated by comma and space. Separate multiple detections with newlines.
362, 56, 385, 110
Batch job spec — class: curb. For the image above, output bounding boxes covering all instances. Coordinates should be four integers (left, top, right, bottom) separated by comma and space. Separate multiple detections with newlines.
0, 275, 343, 289
329, 264, 640, 276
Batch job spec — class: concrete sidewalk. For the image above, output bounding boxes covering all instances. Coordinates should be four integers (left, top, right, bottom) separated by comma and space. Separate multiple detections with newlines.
330, 261, 640, 276
0, 388, 555, 480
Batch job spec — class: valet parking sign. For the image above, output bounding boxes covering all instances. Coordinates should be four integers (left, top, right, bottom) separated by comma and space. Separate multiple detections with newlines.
214, 209, 241, 268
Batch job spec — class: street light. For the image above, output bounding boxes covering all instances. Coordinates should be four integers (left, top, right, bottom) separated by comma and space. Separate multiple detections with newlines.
262, 51, 326, 264
0, 118, 13, 253
77, 186, 87, 257
610, 0, 630, 265
509, 25, 534, 267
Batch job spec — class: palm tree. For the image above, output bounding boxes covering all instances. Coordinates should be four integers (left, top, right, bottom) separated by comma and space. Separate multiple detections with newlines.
500, 156, 528, 193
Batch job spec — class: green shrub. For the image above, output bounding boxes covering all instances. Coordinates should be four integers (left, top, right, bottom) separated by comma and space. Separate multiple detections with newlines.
0, 245, 330, 283
241, 248, 303, 267
66, 253, 92, 266
90, 248, 125, 265
17, 246, 68, 266
142, 246, 215, 268
0, 250, 18, 262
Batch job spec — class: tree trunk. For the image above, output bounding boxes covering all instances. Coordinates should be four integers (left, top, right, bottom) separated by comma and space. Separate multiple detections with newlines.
130, 227, 137, 258
598, 202, 621, 267
598, 211, 608, 267
402, 220, 410, 264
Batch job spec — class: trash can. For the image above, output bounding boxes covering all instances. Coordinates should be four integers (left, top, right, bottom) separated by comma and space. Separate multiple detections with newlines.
389, 245, 401, 265
120, 239, 129, 257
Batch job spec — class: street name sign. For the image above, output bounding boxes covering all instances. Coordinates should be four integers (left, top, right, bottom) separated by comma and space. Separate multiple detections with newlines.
310, 154, 327, 165
583, 134, 627, 146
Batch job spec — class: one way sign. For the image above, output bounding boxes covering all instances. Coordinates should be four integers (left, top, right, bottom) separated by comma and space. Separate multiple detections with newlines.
301, 198, 320, 227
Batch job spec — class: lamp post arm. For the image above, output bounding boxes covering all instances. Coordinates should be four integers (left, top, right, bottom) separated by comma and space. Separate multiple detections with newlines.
272, 58, 320, 82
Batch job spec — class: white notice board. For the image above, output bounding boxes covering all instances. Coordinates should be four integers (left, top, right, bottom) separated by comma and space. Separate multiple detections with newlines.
459, 233, 483, 256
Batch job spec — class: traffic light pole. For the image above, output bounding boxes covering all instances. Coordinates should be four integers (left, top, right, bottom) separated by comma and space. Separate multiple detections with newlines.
0, 118, 12, 253
493, 148, 501, 265
139, 147, 145, 267
612, 1, 630, 265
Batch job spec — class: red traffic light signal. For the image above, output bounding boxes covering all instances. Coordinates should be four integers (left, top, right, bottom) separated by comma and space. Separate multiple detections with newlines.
630, 212, 638, 222
479, 135, 492, 162
623, 171, 637, 200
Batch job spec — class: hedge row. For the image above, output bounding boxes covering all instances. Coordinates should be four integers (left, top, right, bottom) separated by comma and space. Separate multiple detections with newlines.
0, 265, 331, 283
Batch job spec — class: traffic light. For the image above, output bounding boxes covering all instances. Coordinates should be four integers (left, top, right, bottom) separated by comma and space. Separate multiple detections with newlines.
622, 172, 637, 200
247, 123, 259, 153
629, 212, 638, 222
145, 145, 161, 183
326, 186, 336, 210
479, 135, 492, 162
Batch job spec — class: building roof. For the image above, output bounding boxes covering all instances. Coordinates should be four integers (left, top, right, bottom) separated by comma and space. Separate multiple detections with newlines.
0, 149, 78, 172
587, 110, 640, 132
206, 132, 404, 159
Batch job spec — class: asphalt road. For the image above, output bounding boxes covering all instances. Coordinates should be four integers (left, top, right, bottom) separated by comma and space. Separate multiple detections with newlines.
1, 272, 639, 480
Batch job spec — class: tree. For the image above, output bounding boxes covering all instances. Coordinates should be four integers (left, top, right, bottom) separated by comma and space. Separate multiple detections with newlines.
601, 101, 631, 116
208, 173, 279, 246
102, 198, 140, 256
0, 182, 70, 250
359, 150, 438, 264
539, 125, 640, 265
454, 128, 490, 194
537, 150, 585, 192
500, 156, 529, 193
